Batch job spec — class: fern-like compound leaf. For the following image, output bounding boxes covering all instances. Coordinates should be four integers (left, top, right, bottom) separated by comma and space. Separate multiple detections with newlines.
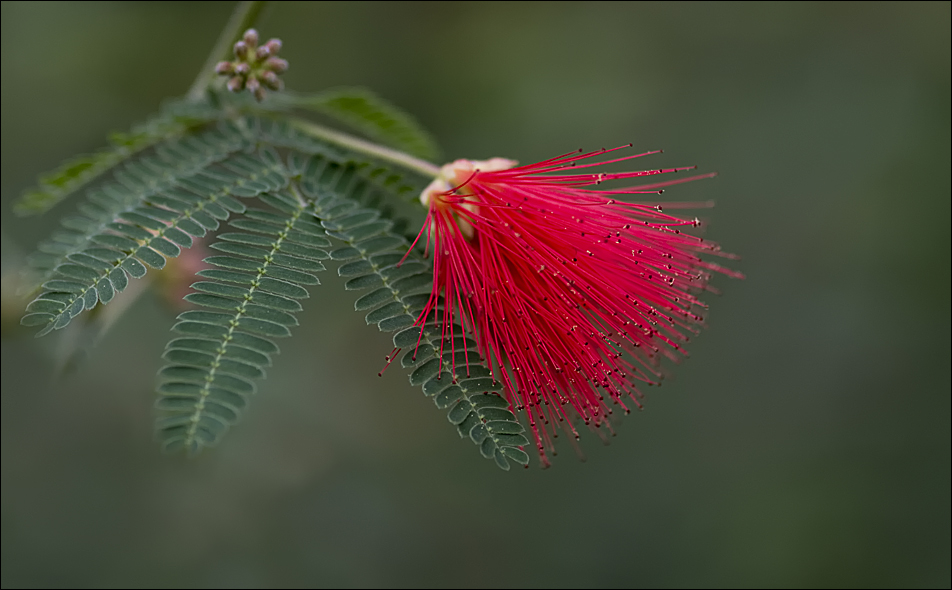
272, 88, 440, 161
22, 134, 287, 337
26, 122, 251, 288
260, 119, 426, 221
155, 188, 329, 454
302, 154, 530, 470
14, 98, 222, 216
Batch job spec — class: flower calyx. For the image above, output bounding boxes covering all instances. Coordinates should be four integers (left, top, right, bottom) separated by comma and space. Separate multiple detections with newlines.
419, 158, 517, 240
419, 158, 518, 207
215, 29, 288, 102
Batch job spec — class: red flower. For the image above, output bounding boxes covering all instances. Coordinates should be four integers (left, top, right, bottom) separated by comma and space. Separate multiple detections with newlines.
405, 146, 742, 466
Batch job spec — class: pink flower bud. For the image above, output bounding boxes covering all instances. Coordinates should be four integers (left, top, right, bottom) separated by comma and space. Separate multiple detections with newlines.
227, 76, 244, 92
255, 45, 271, 61
233, 40, 248, 59
246, 77, 261, 93
265, 39, 282, 54
215, 61, 234, 75
260, 70, 283, 91
234, 62, 251, 76
265, 57, 288, 73
253, 85, 266, 102
242, 28, 259, 48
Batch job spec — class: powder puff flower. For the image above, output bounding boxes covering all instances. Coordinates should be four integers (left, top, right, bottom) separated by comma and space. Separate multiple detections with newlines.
407, 146, 742, 465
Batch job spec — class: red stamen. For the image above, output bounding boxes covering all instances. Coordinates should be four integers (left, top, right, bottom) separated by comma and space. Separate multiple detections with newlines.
404, 147, 740, 464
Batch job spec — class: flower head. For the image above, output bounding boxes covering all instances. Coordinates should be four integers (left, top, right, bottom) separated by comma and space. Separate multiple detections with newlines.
216, 29, 288, 101
406, 146, 742, 466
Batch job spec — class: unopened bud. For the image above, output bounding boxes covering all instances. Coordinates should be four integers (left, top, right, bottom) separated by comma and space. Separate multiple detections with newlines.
265, 39, 282, 54
246, 77, 261, 94
260, 70, 283, 90
255, 45, 271, 61
234, 62, 251, 76
265, 57, 288, 73
227, 76, 244, 92
233, 40, 248, 59
242, 28, 259, 48
215, 61, 234, 75
253, 85, 266, 102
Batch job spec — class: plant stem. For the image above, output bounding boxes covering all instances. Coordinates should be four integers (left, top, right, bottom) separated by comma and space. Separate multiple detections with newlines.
188, 1, 269, 101
187, 1, 441, 180
289, 118, 441, 179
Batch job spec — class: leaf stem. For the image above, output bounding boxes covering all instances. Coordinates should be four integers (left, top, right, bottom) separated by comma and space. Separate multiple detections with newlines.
188, 1, 269, 101
288, 117, 441, 179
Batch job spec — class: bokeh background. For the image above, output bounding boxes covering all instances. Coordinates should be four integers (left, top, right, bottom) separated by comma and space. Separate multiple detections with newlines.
2, 2, 949, 587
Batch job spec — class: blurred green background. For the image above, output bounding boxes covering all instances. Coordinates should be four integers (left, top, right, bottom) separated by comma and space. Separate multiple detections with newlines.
2, 2, 949, 587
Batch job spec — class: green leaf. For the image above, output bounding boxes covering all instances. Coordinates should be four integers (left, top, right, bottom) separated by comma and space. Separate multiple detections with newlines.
279, 88, 440, 160
13, 99, 220, 216
155, 181, 322, 455
354, 287, 396, 311
302, 153, 529, 470
21, 129, 289, 337
434, 386, 465, 409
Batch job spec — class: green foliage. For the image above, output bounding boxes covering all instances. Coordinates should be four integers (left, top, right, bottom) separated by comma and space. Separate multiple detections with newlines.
22, 127, 286, 337
17, 76, 529, 469
278, 88, 440, 161
13, 99, 222, 216
25, 121, 250, 290
156, 189, 328, 453
258, 119, 424, 222
300, 154, 531, 470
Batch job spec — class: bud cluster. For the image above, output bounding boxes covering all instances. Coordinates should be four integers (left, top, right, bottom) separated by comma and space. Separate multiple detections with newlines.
215, 29, 288, 101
